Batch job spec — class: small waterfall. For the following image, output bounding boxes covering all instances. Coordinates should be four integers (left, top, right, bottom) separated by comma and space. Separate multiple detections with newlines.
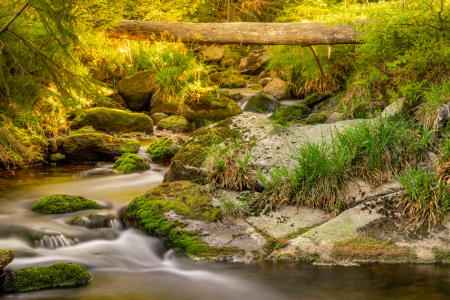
35, 234, 77, 249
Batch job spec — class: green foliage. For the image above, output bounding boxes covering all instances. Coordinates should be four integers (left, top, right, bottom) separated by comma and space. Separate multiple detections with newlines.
0, 263, 91, 292
113, 153, 151, 174
435, 251, 450, 263
31, 194, 102, 214
269, 105, 311, 122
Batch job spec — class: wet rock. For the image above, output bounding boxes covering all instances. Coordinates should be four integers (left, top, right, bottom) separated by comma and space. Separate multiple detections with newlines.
112, 153, 150, 174
0, 250, 15, 270
244, 94, 281, 113
157, 116, 190, 133
258, 77, 272, 87
69, 107, 153, 134
209, 71, 247, 88
147, 137, 181, 165
326, 111, 342, 124
179, 90, 242, 124
58, 133, 140, 162
0, 263, 91, 292
117, 70, 157, 111
125, 182, 266, 261
150, 113, 169, 126
246, 206, 329, 238
68, 213, 122, 229
32, 194, 102, 214
260, 78, 289, 101
269, 105, 311, 122
14, 248, 39, 258
231, 93, 244, 102
48, 138, 57, 153
240, 49, 269, 75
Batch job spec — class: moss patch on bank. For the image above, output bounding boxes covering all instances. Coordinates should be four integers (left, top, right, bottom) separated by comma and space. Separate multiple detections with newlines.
113, 153, 150, 174
332, 237, 416, 262
31, 194, 102, 214
125, 181, 244, 258
0, 263, 91, 292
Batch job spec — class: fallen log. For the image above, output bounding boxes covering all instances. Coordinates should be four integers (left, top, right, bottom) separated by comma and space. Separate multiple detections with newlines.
108, 20, 362, 46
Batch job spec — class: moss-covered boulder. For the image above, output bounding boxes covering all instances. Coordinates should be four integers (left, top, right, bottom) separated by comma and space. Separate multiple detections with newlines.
303, 91, 333, 107
0, 250, 15, 270
270, 105, 311, 122
69, 126, 95, 136
164, 118, 241, 182
125, 182, 263, 259
157, 116, 190, 133
68, 213, 120, 229
112, 153, 150, 174
117, 70, 157, 111
70, 108, 153, 134
244, 94, 281, 113
150, 113, 169, 126
200, 45, 225, 63
58, 133, 140, 162
147, 137, 181, 165
305, 111, 330, 125
209, 71, 247, 88
180, 90, 242, 124
0, 263, 91, 292
49, 153, 66, 162
239, 50, 269, 75
31, 194, 102, 214
260, 78, 289, 101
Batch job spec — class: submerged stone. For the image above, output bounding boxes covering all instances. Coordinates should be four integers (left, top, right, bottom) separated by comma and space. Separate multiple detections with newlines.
68, 213, 121, 229
58, 133, 140, 162
70, 108, 153, 134
112, 153, 151, 174
31, 194, 102, 214
0, 263, 91, 292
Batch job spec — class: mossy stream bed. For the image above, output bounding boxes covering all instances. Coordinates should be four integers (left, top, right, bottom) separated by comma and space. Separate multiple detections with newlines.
1, 142, 450, 299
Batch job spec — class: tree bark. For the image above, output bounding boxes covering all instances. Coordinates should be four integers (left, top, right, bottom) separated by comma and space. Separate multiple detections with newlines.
107, 20, 362, 46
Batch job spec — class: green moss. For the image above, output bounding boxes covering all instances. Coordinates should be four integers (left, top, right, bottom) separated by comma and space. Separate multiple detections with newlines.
254, 227, 288, 255
0, 263, 91, 292
435, 251, 450, 263
49, 153, 66, 162
209, 71, 247, 88
157, 116, 190, 133
286, 228, 311, 239
125, 182, 244, 258
113, 153, 150, 174
147, 137, 180, 165
70, 108, 153, 134
69, 126, 95, 136
251, 84, 263, 90
305, 111, 329, 124
31, 194, 102, 214
270, 105, 312, 122
245, 94, 281, 113
0, 249, 15, 270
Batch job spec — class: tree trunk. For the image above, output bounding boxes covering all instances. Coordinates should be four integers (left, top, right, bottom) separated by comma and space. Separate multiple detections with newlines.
107, 20, 362, 46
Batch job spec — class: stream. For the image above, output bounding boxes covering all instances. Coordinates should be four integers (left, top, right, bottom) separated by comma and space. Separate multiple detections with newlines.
1, 142, 450, 299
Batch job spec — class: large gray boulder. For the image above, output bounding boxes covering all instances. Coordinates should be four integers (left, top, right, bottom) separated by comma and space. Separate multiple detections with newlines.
261, 78, 289, 100
200, 45, 225, 62
117, 70, 157, 111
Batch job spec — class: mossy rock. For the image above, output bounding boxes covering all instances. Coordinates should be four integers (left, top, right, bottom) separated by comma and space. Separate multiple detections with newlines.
112, 153, 150, 174
244, 94, 281, 113
49, 153, 66, 162
251, 84, 263, 90
0, 263, 91, 292
70, 108, 153, 134
164, 118, 240, 182
147, 137, 181, 165
69, 126, 95, 136
303, 91, 333, 107
0, 250, 15, 270
209, 71, 247, 88
305, 111, 329, 125
150, 113, 169, 125
58, 133, 140, 162
68, 213, 118, 229
270, 105, 311, 122
126, 182, 244, 259
31, 194, 102, 214
157, 116, 190, 133
180, 90, 242, 124
117, 70, 157, 111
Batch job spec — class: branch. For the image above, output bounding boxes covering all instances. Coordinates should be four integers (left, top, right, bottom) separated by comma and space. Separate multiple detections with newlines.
0, 0, 30, 36
0, 39, 33, 78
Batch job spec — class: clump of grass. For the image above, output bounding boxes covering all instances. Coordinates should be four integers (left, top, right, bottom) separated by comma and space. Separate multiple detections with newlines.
395, 167, 450, 232
414, 80, 450, 131
217, 193, 250, 219
334, 117, 434, 187
436, 137, 450, 185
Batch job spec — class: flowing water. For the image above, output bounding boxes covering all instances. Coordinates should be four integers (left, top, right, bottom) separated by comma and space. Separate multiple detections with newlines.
2, 143, 450, 299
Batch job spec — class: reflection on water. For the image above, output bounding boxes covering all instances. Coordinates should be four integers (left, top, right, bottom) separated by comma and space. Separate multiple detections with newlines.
1, 157, 450, 299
